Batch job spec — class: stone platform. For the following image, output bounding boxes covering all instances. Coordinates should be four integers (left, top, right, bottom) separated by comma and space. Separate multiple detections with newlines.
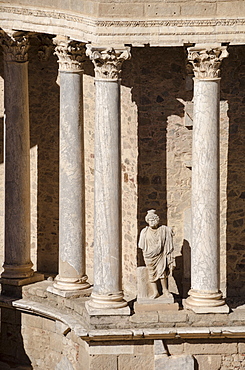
0, 280, 244, 337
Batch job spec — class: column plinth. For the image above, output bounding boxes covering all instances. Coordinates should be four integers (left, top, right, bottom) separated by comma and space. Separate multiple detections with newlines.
51, 36, 90, 293
86, 46, 130, 311
185, 45, 229, 313
1, 31, 36, 282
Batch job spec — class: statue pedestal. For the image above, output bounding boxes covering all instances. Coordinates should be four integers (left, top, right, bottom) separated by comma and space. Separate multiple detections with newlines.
135, 299, 179, 312
136, 267, 179, 311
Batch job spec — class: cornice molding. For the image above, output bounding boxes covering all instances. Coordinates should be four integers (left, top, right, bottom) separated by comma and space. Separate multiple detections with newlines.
1, 4, 245, 46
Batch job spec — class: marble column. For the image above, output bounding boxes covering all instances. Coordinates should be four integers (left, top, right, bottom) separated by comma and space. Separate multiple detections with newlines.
1, 31, 34, 280
86, 46, 130, 310
52, 36, 90, 292
186, 45, 229, 312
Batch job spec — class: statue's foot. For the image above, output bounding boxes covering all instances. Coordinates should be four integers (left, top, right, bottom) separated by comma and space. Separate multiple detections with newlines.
150, 292, 160, 299
162, 291, 172, 298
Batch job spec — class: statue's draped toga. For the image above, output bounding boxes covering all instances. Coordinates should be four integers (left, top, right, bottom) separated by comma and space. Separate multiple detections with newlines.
138, 225, 174, 283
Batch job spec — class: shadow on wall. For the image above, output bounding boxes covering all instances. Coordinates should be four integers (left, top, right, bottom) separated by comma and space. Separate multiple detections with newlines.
29, 36, 59, 276
122, 46, 189, 296
0, 307, 32, 369
222, 45, 245, 306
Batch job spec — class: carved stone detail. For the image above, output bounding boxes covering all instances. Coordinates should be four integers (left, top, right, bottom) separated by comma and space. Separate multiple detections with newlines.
187, 45, 229, 80
0, 30, 29, 62
37, 34, 54, 62
53, 36, 86, 72
86, 45, 131, 80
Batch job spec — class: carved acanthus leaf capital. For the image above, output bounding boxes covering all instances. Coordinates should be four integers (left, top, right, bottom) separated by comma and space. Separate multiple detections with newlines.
187, 45, 229, 80
37, 34, 54, 62
86, 45, 131, 80
53, 36, 86, 72
0, 30, 29, 62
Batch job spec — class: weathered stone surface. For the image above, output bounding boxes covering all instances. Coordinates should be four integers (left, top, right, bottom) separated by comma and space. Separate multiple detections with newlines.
184, 341, 238, 355
135, 302, 178, 312
129, 311, 158, 324
165, 340, 184, 356
118, 354, 154, 370
158, 310, 187, 323
55, 356, 74, 370
90, 355, 117, 370
238, 342, 245, 353
194, 354, 222, 370
155, 354, 195, 370
89, 342, 133, 355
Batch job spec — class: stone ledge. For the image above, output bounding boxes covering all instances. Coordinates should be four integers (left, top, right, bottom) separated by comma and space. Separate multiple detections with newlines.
1, 295, 245, 342
1, 281, 245, 334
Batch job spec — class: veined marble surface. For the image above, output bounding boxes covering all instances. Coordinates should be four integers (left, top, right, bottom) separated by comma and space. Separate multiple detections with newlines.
93, 79, 122, 297
191, 79, 220, 293
55, 70, 88, 290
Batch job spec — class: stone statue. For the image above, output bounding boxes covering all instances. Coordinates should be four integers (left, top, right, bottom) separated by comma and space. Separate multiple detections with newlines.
138, 209, 174, 299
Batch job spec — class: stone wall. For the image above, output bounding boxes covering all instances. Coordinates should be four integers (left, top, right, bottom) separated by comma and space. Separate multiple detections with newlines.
0, 42, 245, 300
1, 307, 245, 369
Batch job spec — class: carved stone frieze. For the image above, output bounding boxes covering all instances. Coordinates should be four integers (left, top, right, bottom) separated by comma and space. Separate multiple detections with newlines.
53, 36, 86, 72
86, 45, 131, 80
0, 30, 29, 62
187, 45, 229, 80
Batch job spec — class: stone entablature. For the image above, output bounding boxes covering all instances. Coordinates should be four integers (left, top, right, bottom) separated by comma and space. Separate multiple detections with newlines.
0, 3, 245, 46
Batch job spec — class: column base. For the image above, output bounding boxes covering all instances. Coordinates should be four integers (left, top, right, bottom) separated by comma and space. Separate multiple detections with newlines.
0, 272, 44, 287
47, 284, 92, 298
1, 272, 44, 298
87, 291, 128, 310
185, 289, 229, 313
1, 262, 34, 279
53, 275, 90, 291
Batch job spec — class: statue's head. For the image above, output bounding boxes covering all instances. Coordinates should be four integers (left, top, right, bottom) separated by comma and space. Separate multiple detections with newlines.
145, 209, 159, 229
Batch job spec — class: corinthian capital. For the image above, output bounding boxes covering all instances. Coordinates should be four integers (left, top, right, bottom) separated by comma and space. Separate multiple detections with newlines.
37, 34, 54, 62
86, 45, 131, 80
187, 45, 229, 80
0, 30, 29, 62
53, 36, 86, 72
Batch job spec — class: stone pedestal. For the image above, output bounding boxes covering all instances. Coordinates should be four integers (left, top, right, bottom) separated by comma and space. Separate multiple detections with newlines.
86, 46, 130, 311
136, 266, 177, 311
186, 45, 229, 313
52, 36, 90, 292
1, 31, 43, 285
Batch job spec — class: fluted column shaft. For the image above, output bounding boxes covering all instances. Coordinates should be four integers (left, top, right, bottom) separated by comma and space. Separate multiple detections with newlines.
53, 37, 89, 291
86, 46, 130, 309
186, 45, 228, 310
1, 32, 33, 279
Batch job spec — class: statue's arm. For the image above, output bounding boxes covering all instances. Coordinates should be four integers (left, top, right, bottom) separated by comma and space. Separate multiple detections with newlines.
138, 227, 147, 250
